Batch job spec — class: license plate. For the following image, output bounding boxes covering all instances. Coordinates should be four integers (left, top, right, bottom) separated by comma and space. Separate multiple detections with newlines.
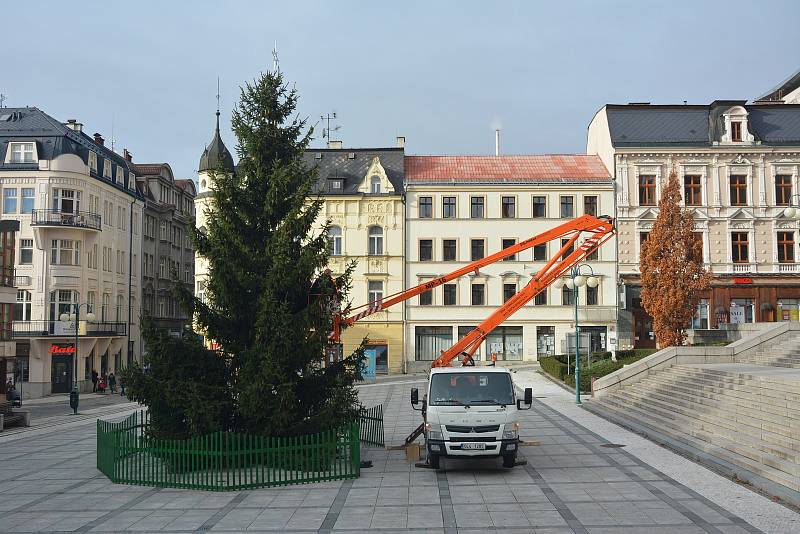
461, 443, 486, 450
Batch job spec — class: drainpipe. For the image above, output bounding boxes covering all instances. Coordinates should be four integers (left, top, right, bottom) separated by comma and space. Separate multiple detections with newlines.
127, 198, 135, 367
401, 190, 407, 375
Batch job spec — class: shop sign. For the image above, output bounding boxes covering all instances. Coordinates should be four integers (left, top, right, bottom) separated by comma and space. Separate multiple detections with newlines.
732, 277, 753, 284
50, 344, 76, 354
729, 306, 746, 324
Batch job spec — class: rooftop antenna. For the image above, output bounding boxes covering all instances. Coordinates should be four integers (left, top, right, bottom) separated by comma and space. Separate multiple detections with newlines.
272, 41, 279, 72
0, 94, 6, 108
111, 114, 116, 151
321, 111, 341, 147
215, 77, 221, 128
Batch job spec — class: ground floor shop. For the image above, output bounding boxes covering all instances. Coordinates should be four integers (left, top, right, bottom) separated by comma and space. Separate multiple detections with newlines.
3, 337, 127, 399
620, 275, 800, 349
337, 321, 403, 375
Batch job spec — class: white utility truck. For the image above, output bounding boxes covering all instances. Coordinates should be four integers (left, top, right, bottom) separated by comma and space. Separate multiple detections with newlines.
411, 366, 532, 469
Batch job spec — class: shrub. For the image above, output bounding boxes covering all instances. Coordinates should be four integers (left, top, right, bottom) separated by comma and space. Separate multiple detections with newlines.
541, 349, 657, 392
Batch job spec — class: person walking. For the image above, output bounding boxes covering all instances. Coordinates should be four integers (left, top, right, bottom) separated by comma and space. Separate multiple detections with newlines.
91, 369, 98, 393
108, 372, 116, 394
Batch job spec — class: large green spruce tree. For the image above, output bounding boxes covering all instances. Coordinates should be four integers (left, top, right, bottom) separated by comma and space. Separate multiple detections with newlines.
126, 70, 365, 437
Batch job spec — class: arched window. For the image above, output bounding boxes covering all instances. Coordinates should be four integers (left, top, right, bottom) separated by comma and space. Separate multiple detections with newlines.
102, 293, 111, 322
14, 290, 32, 321
116, 295, 124, 322
49, 290, 78, 321
200, 179, 206, 190
370, 176, 381, 194
368, 226, 383, 256
87, 291, 96, 315
328, 226, 343, 256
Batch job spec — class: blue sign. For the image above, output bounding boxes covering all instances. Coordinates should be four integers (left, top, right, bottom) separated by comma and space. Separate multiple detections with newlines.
362, 348, 377, 382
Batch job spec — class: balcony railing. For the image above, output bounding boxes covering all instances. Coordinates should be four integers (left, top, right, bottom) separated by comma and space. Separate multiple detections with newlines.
731, 263, 755, 274
778, 263, 799, 273
13, 275, 31, 286
31, 209, 101, 231
12, 320, 126, 338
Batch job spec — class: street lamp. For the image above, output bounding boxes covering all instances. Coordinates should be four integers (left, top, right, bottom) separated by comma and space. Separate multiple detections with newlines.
781, 194, 800, 218
59, 304, 96, 414
564, 264, 599, 405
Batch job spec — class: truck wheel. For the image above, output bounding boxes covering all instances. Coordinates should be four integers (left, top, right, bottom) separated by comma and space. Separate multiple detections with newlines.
502, 453, 516, 468
429, 453, 441, 469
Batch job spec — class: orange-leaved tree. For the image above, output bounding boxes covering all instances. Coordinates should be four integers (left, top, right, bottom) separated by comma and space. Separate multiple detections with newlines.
640, 170, 711, 347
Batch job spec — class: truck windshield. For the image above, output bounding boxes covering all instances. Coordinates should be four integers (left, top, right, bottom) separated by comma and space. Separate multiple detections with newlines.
428, 373, 515, 406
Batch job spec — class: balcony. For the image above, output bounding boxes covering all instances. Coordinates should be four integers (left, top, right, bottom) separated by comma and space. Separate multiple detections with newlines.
12, 320, 126, 338
778, 263, 800, 273
13, 275, 31, 286
31, 209, 101, 231
731, 263, 756, 274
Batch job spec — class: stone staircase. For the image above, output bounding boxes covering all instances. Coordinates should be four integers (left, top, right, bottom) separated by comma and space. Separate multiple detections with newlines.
738, 333, 800, 368
588, 363, 800, 494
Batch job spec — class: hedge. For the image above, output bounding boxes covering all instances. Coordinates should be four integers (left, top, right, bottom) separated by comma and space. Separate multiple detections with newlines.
539, 349, 657, 392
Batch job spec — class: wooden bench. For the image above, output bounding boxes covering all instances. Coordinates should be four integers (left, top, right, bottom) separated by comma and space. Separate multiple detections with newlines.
0, 400, 30, 431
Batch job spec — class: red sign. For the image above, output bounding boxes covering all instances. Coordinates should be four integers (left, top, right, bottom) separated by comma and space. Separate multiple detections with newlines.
733, 277, 753, 285
50, 344, 76, 354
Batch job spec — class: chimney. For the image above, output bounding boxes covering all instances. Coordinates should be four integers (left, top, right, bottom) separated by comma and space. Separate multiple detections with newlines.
328, 140, 343, 149
123, 149, 133, 162
395, 136, 405, 149
93, 132, 105, 146
65, 119, 83, 133
495, 129, 500, 156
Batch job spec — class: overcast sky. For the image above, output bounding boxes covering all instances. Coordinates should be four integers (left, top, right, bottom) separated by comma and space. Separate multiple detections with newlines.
4, 0, 799, 179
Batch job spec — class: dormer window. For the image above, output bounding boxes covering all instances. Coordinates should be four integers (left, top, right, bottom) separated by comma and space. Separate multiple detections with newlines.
117, 165, 124, 184
88, 152, 97, 172
103, 160, 112, 178
370, 176, 381, 194
731, 121, 742, 142
329, 178, 343, 192
721, 106, 753, 144
9, 142, 36, 163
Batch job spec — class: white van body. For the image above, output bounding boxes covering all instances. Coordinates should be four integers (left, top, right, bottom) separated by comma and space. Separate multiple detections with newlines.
417, 366, 531, 469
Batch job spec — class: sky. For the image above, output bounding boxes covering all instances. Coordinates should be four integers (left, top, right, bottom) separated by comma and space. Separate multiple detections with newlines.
3, 0, 799, 179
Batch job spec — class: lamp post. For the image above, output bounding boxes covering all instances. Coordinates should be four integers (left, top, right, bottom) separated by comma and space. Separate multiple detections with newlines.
59, 304, 96, 414
781, 194, 800, 218
563, 265, 600, 405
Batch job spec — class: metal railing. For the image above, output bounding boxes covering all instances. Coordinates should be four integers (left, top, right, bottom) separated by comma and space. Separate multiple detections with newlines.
359, 404, 385, 447
12, 320, 126, 337
31, 209, 101, 230
13, 275, 31, 286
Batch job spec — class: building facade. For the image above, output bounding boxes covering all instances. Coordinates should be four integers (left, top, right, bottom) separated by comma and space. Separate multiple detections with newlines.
404, 155, 615, 372
306, 143, 406, 374
0, 108, 143, 398
0, 220, 19, 394
588, 100, 800, 348
132, 162, 196, 339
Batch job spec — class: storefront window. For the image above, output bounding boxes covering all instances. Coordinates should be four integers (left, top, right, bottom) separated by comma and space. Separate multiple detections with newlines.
777, 299, 799, 322
536, 326, 555, 357
486, 326, 523, 361
730, 299, 754, 324
415, 326, 452, 361
692, 299, 709, 329
457, 326, 480, 359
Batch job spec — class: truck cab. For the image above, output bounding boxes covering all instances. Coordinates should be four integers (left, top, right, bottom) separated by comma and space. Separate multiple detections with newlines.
412, 366, 532, 469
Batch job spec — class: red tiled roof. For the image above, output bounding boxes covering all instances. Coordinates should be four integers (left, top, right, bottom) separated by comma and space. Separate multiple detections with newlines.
405, 155, 610, 183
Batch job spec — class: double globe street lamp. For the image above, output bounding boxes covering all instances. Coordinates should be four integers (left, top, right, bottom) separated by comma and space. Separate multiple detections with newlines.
59, 304, 96, 414
781, 194, 800, 218
554, 264, 600, 405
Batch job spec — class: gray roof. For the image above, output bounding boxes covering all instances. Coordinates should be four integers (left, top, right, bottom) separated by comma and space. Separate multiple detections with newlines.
303, 148, 404, 194
756, 68, 800, 102
0, 107, 138, 196
604, 102, 800, 147
198, 111, 235, 173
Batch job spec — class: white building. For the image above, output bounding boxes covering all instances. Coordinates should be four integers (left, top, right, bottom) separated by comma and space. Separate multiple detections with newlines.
0, 108, 143, 398
404, 155, 615, 372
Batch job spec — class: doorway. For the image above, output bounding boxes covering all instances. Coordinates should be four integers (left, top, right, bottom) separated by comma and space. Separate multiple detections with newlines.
366, 344, 388, 374
51, 354, 73, 394
632, 307, 656, 348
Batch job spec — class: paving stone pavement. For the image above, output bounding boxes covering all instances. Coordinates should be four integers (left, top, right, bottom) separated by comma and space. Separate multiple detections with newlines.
0, 374, 797, 533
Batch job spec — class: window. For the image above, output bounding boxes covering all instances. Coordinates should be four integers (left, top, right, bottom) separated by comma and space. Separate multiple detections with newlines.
103, 159, 112, 178
419, 196, 432, 218
159, 257, 167, 278
501, 196, 516, 218
560, 196, 574, 218
116, 295, 124, 322
53, 189, 80, 214
328, 226, 342, 256
50, 239, 80, 266
87, 243, 97, 269
442, 196, 456, 218
50, 289, 79, 321
21, 188, 34, 213
470, 196, 484, 218
442, 239, 457, 261
778, 231, 795, 263
160, 220, 168, 240
639, 175, 656, 206
732, 232, 749, 263
775, 175, 792, 206
692, 232, 704, 263
3, 188, 17, 214
471, 284, 485, 305
534, 290, 547, 306
586, 244, 599, 261
184, 263, 190, 283
457, 326, 481, 359
562, 285, 575, 306
503, 283, 516, 303
532, 196, 546, 218
470, 239, 485, 261
561, 238, 574, 260
14, 290, 32, 321
586, 285, 598, 305
443, 284, 457, 305
419, 239, 433, 261
583, 196, 598, 216
640, 232, 650, 247
87, 292, 96, 314
731, 121, 742, 142
10, 142, 35, 163
486, 326, 523, 361
370, 176, 381, 194
730, 175, 747, 206
415, 326, 453, 361
368, 280, 383, 303
533, 243, 547, 261
368, 226, 383, 255
88, 152, 97, 172
502, 238, 516, 261
684, 175, 702, 206
19, 239, 33, 264
419, 289, 432, 306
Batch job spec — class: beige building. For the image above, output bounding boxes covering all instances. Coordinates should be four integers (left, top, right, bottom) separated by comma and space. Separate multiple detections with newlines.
404, 155, 615, 372
588, 93, 800, 348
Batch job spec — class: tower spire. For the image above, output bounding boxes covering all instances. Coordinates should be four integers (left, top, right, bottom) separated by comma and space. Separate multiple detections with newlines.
215, 77, 221, 130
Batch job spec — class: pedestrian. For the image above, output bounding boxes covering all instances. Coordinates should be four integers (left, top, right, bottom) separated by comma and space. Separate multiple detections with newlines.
91, 369, 98, 393
108, 372, 116, 394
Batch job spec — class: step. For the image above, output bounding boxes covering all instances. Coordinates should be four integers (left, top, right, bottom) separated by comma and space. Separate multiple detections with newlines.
619, 383, 800, 458
591, 397, 800, 493
668, 367, 800, 397
597, 394, 800, 491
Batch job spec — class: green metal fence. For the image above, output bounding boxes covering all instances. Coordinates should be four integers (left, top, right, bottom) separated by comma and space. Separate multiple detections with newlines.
97, 411, 361, 491
359, 404, 384, 447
